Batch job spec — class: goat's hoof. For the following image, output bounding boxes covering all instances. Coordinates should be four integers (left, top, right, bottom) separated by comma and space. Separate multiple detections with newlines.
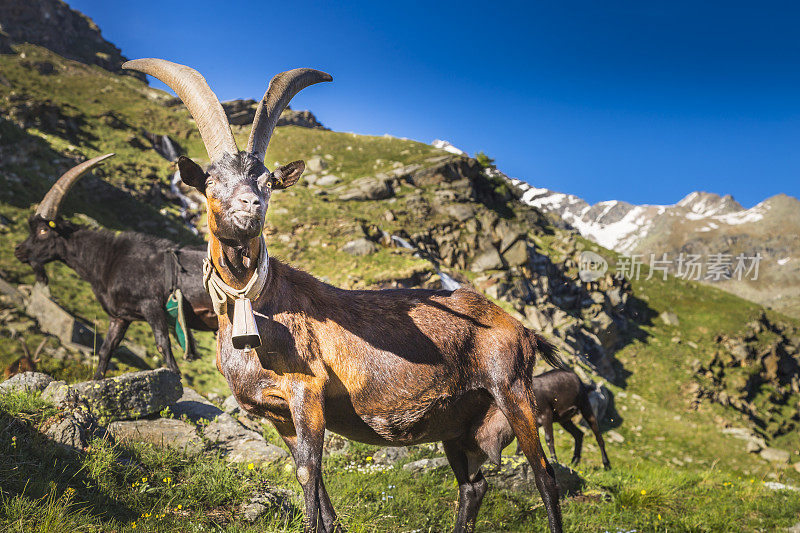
570, 457, 580, 466
603, 463, 612, 471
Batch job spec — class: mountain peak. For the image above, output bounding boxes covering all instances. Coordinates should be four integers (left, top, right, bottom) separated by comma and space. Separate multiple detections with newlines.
676, 191, 743, 216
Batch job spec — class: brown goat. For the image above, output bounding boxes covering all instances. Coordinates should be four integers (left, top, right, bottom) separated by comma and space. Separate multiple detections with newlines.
4, 338, 46, 379
515, 370, 611, 469
124, 58, 566, 533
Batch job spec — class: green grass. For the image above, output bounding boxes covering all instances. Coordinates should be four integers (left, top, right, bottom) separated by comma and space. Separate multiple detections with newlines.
1, 391, 798, 532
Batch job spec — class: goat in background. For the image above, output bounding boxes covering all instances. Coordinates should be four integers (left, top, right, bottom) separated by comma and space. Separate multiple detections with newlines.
14, 155, 217, 378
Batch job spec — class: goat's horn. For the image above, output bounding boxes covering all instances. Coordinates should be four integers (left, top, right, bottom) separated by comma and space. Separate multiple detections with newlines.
123, 58, 238, 162
35, 153, 115, 220
246, 69, 332, 161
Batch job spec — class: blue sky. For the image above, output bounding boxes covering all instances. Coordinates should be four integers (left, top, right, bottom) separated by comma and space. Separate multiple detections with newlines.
70, 0, 799, 207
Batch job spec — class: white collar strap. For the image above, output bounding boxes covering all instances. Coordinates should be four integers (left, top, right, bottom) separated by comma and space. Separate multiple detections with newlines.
202, 236, 269, 316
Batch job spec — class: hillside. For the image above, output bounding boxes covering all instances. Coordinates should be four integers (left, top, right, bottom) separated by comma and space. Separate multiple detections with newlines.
1, 8, 800, 532
512, 181, 800, 319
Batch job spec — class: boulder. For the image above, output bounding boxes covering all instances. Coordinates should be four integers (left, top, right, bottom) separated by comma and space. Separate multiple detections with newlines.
402, 456, 449, 473
315, 174, 340, 187
41, 369, 182, 423
305, 156, 328, 173
339, 177, 393, 201
484, 456, 584, 496
659, 311, 680, 327
41, 408, 100, 453
25, 283, 99, 351
170, 387, 223, 423
222, 395, 241, 414
108, 418, 203, 454
444, 204, 475, 222
589, 312, 619, 350
240, 487, 300, 523
373, 446, 411, 466
323, 431, 351, 456
0, 371, 54, 393
203, 413, 289, 464
759, 447, 790, 464
502, 240, 529, 267
341, 238, 379, 256
471, 247, 504, 272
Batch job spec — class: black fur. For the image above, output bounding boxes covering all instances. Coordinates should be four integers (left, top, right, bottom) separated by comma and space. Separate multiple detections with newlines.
15, 215, 217, 378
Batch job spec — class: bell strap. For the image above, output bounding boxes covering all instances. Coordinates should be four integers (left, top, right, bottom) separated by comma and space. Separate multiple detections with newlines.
202, 236, 268, 316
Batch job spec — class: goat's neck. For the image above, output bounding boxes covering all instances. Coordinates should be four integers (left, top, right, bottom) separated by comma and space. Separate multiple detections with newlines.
61, 228, 115, 285
209, 234, 264, 290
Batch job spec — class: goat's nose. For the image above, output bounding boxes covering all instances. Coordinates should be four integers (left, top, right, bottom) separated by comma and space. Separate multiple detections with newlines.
237, 193, 261, 210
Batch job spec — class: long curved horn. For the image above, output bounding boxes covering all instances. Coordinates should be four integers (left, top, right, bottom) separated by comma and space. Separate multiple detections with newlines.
246, 69, 332, 161
122, 58, 238, 162
35, 153, 115, 220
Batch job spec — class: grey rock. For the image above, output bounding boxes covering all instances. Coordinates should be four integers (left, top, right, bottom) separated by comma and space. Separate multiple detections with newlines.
108, 418, 203, 454
484, 456, 584, 496
342, 238, 379, 256
41, 380, 69, 404
787, 521, 800, 533
499, 230, 524, 254
659, 311, 680, 326
402, 456, 449, 473
589, 312, 619, 350
315, 174, 340, 187
42, 408, 99, 453
240, 488, 300, 523
373, 446, 410, 466
222, 395, 241, 414
339, 177, 393, 201
203, 413, 289, 464
170, 387, 222, 423
444, 203, 475, 222
745, 440, 762, 453
0, 372, 54, 393
43, 369, 182, 423
606, 430, 625, 443
305, 156, 328, 173
502, 239, 529, 267
471, 247, 504, 272
26, 283, 99, 351
760, 447, 790, 464
323, 431, 351, 456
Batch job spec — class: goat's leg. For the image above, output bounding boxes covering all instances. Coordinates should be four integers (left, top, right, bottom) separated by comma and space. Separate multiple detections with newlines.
92, 318, 130, 379
541, 411, 557, 463
286, 378, 339, 533
275, 422, 341, 532
578, 396, 611, 470
144, 307, 180, 375
443, 439, 488, 533
491, 380, 562, 533
559, 418, 584, 466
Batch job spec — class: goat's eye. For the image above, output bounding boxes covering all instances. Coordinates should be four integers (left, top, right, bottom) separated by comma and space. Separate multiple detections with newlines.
37, 227, 49, 237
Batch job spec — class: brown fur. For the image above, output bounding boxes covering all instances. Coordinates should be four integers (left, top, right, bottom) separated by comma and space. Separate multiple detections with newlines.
4, 356, 38, 379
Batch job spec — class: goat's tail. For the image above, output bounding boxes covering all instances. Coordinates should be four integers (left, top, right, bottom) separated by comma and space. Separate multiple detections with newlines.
528, 330, 570, 371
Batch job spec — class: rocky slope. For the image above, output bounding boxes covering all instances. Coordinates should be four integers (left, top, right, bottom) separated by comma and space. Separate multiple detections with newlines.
0, 0, 143, 80
507, 180, 800, 318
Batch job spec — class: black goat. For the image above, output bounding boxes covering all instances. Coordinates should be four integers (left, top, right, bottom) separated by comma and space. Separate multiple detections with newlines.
516, 370, 611, 469
14, 155, 217, 379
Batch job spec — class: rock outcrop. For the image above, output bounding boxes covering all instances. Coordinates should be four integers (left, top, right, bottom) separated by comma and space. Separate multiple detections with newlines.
0, 0, 144, 79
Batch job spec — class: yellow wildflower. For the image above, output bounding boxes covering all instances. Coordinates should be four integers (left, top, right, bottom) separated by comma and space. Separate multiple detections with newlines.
177, 504, 182, 510
142, 477, 147, 483
640, 489, 647, 495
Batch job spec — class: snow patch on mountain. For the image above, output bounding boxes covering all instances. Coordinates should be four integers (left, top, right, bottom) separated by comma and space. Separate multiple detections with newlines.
432, 139, 466, 155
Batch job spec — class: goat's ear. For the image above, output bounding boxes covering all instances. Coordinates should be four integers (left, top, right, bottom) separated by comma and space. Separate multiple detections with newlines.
270, 160, 305, 190
177, 156, 207, 192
